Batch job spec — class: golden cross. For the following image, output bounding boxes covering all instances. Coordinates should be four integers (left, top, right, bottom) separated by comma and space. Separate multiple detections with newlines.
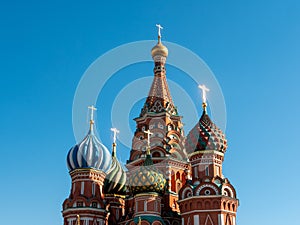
138, 216, 141, 225
156, 24, 163, 37
111, 127, 120, 143
144, 129, 153, 148
88, 105, 97, 121
198, 84, 210, 104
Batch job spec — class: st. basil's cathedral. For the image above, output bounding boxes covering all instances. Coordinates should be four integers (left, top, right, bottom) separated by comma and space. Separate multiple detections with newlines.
62, 26, 239, 225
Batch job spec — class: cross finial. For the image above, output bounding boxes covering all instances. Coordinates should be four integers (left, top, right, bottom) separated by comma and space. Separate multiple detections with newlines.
198, 84, 210, 110
144, 129, 153, 149
138, 217, 141, 225
156, 24, 163, 38
111, 127, 119, 157
111, 127, 119, 144
88, 105, 97, 121
88, 105, 97, 130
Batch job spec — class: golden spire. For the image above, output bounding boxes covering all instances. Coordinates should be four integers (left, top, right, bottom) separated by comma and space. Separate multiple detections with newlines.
110, 127, 119, 157
88, 105, 97, 131
198, 84, 210, 112
76, 215, 80, 225
138, 216, 142, 225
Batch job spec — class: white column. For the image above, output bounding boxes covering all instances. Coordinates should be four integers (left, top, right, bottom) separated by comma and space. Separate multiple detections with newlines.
67, 218, 73, 225
218, 214, 224, 225
194, 215, 199, 224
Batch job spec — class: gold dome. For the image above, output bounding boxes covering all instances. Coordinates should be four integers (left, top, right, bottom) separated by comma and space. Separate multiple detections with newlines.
151, 39, 168, 58
129, 164, 166, 195
129, 154, 166, 195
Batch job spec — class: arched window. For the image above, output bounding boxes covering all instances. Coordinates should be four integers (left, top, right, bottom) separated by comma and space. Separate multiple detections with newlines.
205, 166, 209, 176
171, 171, 176, 192
177, 182, 181, 192
176, 171, 180, 180
92, 182, 96, 196
152, 151, 161, 157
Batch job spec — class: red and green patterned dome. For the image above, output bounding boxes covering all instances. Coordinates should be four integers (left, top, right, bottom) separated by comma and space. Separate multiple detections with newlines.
129, 154, 166, 195
185, 111, 227, 153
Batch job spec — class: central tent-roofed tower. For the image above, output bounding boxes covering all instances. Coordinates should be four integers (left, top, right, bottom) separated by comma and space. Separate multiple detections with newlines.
126, 25, 190, 224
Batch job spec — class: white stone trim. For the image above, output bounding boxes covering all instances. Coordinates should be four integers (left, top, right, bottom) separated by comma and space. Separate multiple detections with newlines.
233, 216, 236, 225
218, 214, 224, 225
182, 186, 193, 199
195, 184, 219, 195
222, 186, 234, 198
134, 212, 161, 217
180, 209, 236, 216
205, 214, 214, 225
62, 208, 106, 214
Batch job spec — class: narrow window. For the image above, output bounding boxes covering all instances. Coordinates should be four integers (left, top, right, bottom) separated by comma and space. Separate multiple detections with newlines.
92, 183, 95, 196
77, 201, 83, 207
116, 209, 119, 220
205, 166, 209, 176
81, 182, 84, 195
194, 167, 198, 178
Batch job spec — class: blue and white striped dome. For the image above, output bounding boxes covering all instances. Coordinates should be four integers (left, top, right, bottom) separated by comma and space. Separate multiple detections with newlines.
67, 129, 111, 173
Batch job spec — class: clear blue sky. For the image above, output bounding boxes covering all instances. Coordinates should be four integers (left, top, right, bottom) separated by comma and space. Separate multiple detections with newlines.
1, 1, 299, 224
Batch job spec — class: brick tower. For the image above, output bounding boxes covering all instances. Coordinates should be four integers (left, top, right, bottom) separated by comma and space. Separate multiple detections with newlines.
178, 92, 239, 225
126, 137, 167, 225
125, 25, 189, 225
62, 106, 112, 225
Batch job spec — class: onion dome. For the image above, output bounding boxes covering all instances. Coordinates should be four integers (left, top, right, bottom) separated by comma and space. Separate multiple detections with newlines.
129, 149, 166, 195
66, 106, 111, 173
151, 24, 168, 58
185, 110, 227, 153
151, 39, 168, 58
104, 143, 127, 195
